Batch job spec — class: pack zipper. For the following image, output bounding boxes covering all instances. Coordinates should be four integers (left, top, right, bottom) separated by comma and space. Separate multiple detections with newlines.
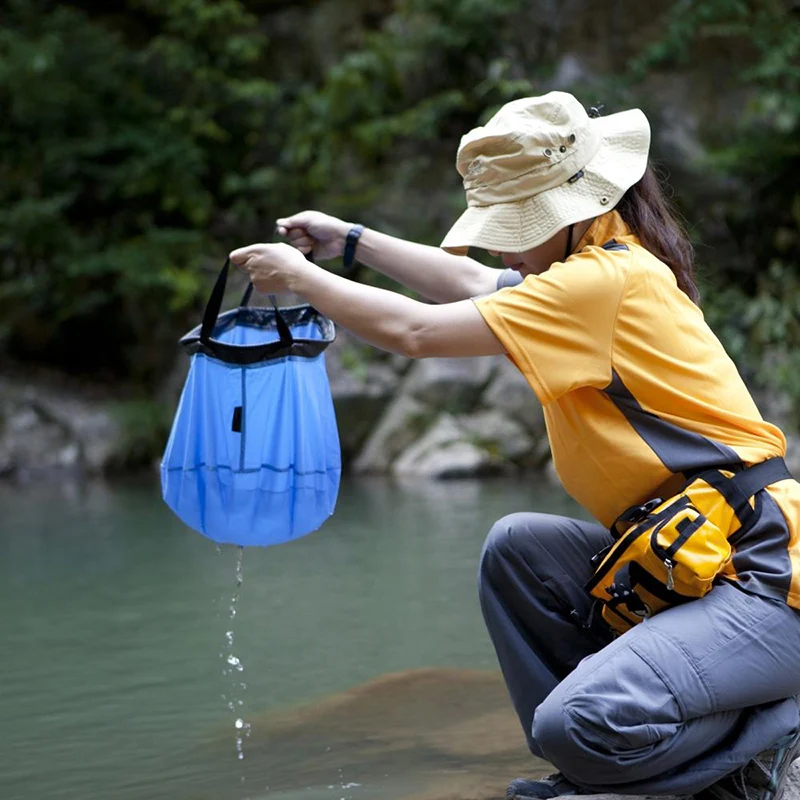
649, 508, 702, 592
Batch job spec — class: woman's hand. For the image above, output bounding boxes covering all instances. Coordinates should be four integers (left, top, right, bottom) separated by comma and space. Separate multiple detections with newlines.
228, 242, 316, 294
276, 210, 352, 261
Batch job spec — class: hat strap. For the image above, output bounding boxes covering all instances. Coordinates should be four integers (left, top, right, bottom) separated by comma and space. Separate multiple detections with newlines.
563, 224, 575, 261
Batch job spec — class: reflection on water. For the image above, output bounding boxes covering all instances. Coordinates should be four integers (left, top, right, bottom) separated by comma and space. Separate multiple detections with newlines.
0, 475, 586, 800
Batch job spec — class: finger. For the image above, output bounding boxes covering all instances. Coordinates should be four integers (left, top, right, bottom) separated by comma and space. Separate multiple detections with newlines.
275, 223, 306, 238
229, 244, 263, 266
289, 234, 315, 251
276, 211, 313, 230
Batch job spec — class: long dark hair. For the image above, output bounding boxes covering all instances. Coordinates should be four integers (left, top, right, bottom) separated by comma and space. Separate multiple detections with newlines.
615, 164, 700, 305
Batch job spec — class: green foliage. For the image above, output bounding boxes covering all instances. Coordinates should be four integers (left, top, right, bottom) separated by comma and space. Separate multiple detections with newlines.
0, 0, 541, 384
630, 0, 800, 422
2, 0, 799, 429
0, 0, 277, 384
281, 0, 538, 228
705, 262, 800, 429
109, 398, 173, 470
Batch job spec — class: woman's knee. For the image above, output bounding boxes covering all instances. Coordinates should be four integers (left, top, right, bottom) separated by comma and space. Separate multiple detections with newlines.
532, 650, 682, 785
479, 512, 554, 573
481, 513, 523, 562
532, 688, 622, 785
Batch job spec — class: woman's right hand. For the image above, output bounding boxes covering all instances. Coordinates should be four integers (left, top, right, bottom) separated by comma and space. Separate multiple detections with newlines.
275, 211, 353, 261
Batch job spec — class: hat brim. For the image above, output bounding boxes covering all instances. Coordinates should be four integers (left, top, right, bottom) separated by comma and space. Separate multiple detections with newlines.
440, 108, 650, 255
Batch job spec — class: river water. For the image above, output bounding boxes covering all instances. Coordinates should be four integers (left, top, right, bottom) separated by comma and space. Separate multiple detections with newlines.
0, 475, 587, 800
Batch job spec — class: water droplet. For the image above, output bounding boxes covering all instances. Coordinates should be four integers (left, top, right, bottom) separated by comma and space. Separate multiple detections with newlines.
235, 546, 244, 588
220, 547, 249, 764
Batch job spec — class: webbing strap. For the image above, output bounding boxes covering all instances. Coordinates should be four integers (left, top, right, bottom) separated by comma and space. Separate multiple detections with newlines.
200, 259, 293, 349
701, 457, 793, 526
731, 457, 792, 498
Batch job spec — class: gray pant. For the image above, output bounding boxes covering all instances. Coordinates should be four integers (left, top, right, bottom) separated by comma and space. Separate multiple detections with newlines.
478, 512, 800, 795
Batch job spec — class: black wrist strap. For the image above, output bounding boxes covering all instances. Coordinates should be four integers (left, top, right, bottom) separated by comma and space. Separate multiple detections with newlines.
342, 224, 365, 268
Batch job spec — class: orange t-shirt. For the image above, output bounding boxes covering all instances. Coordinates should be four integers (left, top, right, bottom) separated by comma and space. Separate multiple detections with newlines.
473, 210, 800, 608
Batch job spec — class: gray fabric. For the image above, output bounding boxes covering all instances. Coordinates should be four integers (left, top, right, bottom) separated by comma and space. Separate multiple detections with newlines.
479, 512, 800, 795
603, 370, 742, 473
478, 512, 614, 756
728, 489, 795, 604
497, 268, 524, 290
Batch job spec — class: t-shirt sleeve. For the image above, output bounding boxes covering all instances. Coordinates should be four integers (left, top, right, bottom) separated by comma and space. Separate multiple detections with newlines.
473, 247, 629, 405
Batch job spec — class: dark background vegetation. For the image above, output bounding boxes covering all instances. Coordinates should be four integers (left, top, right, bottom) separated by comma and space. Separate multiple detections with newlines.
1, 0, 798, 453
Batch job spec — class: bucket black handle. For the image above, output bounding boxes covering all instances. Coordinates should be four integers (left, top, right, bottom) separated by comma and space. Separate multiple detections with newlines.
199, 259, 293, 346
239, 249, 317, 325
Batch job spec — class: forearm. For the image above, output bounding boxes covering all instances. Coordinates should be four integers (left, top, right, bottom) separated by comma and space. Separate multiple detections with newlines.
292, 263, 426, 354
230, 240, 506, 358
289, 263, 503, 358
353, 228, 498, 304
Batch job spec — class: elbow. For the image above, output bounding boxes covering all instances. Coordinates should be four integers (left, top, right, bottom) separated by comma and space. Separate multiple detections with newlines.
398, 322, 432, 359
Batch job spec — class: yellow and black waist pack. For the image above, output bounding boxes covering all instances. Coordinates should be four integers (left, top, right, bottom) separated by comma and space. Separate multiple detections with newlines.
586, 457, 792, 634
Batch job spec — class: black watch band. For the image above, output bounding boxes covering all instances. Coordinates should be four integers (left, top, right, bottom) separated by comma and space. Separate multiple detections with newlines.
342, 224, 365, 268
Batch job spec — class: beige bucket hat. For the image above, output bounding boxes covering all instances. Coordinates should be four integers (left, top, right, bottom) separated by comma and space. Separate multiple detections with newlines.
440, 92, 651, 255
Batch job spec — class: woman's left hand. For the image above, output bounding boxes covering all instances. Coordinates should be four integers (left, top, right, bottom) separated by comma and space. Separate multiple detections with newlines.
229, 243, 314, 294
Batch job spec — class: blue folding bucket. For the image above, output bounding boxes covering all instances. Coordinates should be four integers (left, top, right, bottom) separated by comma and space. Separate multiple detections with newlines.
161, 260, 341, 547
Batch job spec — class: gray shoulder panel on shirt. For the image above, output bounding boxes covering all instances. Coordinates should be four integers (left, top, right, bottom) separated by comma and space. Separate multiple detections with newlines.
496, 269, 524, 290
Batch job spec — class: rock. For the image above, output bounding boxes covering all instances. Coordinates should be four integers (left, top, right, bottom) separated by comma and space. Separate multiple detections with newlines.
458, 409, 534, 462
0, 376, 123, 478
753, 385, 795, 433
393, 414, 506, 479
330, 361, 399, 462
788, 761, 800, 800
785, 433, 800, 478
71, 410, 123, 472
353, 394, 433, 474
545, 53, 589, 90
403, 357, 497, 413
325, 333, 402, 462
231, 665, 800, 800
390, 352, 413, 375
544, 457, 561, 488
226, 667, 544, 799
479, 358, 547, 438
57, 443, 81, 468
0, 401, 75, 475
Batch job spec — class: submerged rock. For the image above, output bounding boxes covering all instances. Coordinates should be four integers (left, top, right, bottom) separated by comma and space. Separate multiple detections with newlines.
197, 665, 800, 800
201, 667, 545, 799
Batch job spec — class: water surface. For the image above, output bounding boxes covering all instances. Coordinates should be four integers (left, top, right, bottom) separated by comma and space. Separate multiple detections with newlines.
0, 475, 587, 800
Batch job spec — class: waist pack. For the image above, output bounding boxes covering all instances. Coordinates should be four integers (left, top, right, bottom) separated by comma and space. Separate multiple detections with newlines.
585, 457, 792, 634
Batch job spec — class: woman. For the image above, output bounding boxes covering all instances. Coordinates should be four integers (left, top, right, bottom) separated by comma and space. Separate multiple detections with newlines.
230, 92, 800, 800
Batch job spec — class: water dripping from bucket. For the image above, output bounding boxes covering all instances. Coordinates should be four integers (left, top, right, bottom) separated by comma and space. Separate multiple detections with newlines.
219, 546, 251, 761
